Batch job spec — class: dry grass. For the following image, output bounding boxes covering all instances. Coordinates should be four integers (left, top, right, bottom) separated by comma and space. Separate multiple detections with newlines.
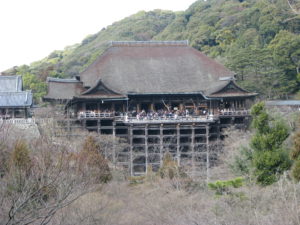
1, 119, 300, 225
50, 174, 300, 225
49, 128, 300, 225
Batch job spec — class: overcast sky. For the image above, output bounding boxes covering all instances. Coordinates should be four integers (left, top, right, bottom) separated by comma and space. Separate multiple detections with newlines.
0, 0, 196, 72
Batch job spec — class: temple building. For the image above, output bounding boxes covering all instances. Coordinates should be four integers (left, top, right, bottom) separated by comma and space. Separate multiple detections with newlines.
0, 75, 33, 119
44, 41, 257, 176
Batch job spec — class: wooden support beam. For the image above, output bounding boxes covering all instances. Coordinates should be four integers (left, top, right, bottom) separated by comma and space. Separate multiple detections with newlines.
24, 108, 28, 119
160, 124, 163, 165
137, 103, 141, 113
129, 125, 133, 176
112, 121, 116, 165
67, 114, 71, 136
179, 103, 184, 111
150, 103, 154, 111
176, 123, 180, 166
191, 123, 195, 176
111, 102, 115, 112
145, 124, 148, 173
97, 119, 101, 134
206, 124, 210, 183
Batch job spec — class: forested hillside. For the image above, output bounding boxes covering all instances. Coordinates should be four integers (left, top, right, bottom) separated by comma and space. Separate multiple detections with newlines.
3, 0, 300, 101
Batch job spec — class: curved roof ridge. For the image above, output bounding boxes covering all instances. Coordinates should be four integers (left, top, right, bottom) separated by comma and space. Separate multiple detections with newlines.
0, 75, 21, 79
81, 78, 125, 96
47, 77, 80, 83
110, 40, 189, 47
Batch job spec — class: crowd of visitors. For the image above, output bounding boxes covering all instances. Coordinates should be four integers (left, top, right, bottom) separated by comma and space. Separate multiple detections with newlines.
126, 108, 208, 120
77, 107, 249, 120
77, 108, 211, 120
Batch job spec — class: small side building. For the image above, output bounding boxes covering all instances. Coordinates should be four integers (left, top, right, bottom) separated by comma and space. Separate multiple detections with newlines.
43, 77, 84, 104
0, 75, 33, 119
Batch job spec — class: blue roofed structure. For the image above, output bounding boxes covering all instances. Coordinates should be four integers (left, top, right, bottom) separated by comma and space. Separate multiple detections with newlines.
0, 75, 33, 118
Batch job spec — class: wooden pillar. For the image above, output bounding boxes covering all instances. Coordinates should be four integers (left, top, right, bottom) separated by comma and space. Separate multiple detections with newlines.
67, 110, 71, 136
97, 102, 100, 112
145, 124, 148, 173
24, 108, 27, 119
160, 124, 163, 165
179, 102, 184, 111
150, 103, 154, 111
112, 102, 115, 112
112, 121, 116, 165
176, 124, 180, 166
217, 121, 220, 141
137, 103, 141, 113
191, 123, 195, 176
206, 124, 210, 183
82, 102, 86, 111
97, 119, 101, 134
129, 125, 133, 176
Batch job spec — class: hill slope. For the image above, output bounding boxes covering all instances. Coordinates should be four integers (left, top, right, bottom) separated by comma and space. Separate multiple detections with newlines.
3, 0, 300, 100
155, 0, 300, 98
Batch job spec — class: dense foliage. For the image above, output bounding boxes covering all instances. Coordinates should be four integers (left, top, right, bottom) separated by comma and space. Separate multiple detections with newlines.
3, 0, 300, 101
250, 102, 291, 185
156, 0, 300, 98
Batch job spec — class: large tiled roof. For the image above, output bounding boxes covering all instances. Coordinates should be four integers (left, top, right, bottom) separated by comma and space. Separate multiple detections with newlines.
79, 41, 235, 95
0, 75, 22, 92
44, 41, 256, 101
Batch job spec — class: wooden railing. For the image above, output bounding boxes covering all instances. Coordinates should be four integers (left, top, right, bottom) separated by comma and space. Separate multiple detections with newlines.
0, 118, 36, 124
122, 115, 216, 123
78, 111, 113, 119
219, 110, 250, 116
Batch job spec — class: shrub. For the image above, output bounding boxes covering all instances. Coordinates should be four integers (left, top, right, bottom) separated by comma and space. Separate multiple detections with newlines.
291, 130, 300, 181
158, 153, 186, 179
10, 140, 32, 172
208, 177, 244, 196
77, 136, 112, 183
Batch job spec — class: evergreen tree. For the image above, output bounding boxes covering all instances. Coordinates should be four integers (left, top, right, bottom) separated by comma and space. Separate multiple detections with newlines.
250, 102, 291, 185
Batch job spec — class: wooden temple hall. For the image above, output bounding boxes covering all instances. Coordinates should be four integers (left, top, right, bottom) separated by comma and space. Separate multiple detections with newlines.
44, 40, 257, 176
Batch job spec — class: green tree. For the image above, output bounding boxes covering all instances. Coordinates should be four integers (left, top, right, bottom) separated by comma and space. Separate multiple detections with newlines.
250, 102, 291, 185
21, 72, 47, 102
269, 30, 300, 75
